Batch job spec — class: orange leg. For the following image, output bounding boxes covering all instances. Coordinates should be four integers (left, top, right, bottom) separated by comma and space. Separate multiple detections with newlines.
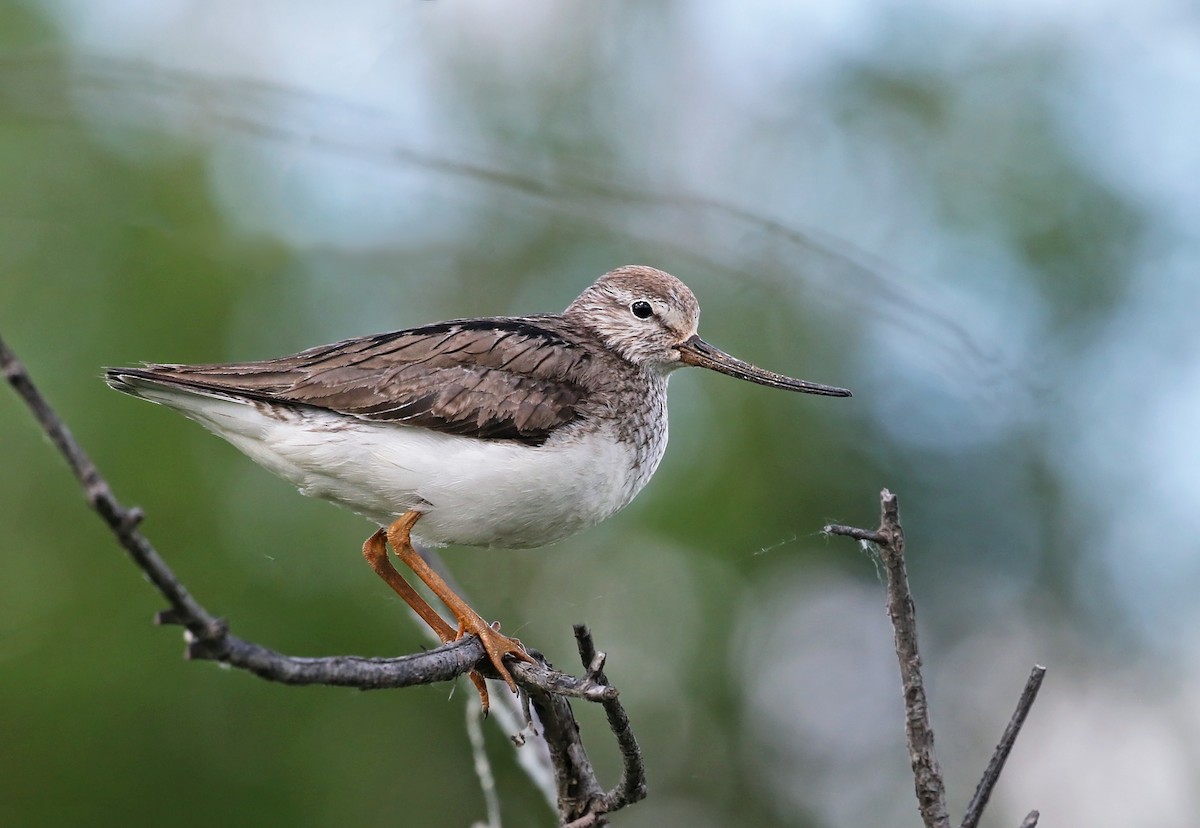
363, 527, 493, 709
362, 529, 455, 641
385, 511, 533, 702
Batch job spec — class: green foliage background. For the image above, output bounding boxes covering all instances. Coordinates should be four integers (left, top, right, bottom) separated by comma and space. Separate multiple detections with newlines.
3, 3, 1198, 826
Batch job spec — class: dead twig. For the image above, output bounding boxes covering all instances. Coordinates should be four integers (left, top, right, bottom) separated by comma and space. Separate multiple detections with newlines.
826, 489, 1043, 828
961, 667, 1046, 828
827, 489, 950, 828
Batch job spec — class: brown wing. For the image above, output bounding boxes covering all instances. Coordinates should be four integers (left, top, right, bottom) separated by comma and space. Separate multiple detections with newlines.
107, 317, 592, 445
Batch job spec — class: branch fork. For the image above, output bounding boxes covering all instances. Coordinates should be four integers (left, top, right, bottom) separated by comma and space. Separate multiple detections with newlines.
826, 490, 1045, 828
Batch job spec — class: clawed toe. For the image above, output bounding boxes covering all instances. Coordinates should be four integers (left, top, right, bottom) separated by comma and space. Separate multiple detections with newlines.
459, 615, 534, 695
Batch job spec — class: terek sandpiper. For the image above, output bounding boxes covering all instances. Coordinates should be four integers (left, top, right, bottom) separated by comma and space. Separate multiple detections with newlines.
107, 265, 851, 708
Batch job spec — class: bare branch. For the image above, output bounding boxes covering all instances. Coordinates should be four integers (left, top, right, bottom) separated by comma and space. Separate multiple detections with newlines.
822, 523, 887, 544
2, 334, 224, 642
513, 625, 647, 826
827, 490, 1044, 828
961, 666, 1047, 828
574, 625, 648, 815
1, 331, 646, 825
466, 700, 503, 828
827, 489, 950, 828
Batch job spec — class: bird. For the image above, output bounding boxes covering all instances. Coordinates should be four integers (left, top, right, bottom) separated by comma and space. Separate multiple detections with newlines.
106, 265, 851, 709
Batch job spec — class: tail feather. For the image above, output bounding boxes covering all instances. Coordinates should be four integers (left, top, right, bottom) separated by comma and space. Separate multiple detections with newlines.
105, 367, 290, 441
105, 367, 279, 406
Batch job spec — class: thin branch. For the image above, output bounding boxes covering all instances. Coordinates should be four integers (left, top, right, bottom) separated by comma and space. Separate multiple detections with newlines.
826, 489, 950, 828
466, 700, 503, 828
2, 335, 224, 643
826, 490, 1044, 828
822, 524, 886, 544
517, 625, 648, 827
961, 666, 1047, 828
1, 331, 645, 825
574, 625, 648, 815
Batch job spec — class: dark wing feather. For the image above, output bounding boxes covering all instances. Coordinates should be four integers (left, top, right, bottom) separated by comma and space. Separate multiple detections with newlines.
108, 318, 592, 445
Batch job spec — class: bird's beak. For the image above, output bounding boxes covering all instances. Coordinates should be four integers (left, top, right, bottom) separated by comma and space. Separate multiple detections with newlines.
676, 335, 852, 397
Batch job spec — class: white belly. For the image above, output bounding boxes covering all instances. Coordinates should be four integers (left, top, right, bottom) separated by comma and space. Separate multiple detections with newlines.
147, 389, 663, 548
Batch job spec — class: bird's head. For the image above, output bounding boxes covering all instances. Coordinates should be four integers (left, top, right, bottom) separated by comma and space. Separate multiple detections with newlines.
565, 265, 852, 397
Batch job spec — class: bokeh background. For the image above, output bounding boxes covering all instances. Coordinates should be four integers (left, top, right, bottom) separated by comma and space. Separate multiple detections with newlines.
3, 2, 1199, 826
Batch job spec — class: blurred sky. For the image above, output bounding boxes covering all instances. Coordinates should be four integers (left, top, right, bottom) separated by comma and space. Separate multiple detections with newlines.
3, 1, 1200, 827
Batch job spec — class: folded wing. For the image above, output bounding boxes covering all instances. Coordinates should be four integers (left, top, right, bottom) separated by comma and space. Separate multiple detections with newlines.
107, 318, 591, 446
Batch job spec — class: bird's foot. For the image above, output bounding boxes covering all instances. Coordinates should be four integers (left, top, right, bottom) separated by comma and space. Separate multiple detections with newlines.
455, 614, 533, 701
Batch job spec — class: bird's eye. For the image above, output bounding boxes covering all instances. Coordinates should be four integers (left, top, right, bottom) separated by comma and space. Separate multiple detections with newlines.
631, 301, 654, 319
